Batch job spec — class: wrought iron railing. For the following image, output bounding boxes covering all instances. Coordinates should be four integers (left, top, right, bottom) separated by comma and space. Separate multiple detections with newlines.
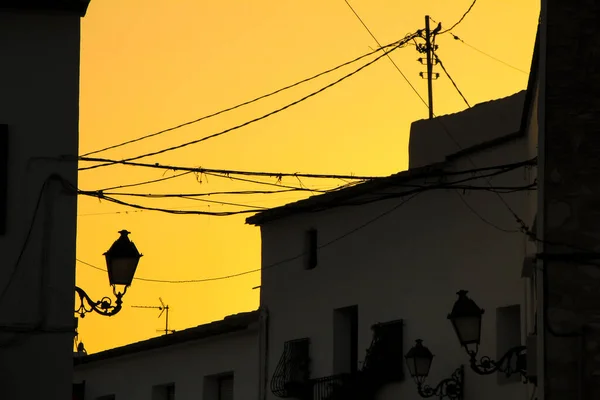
361, 319, 405, 383
311, 374, 352, 400
271, 338, 311, 398
271, 319, 404, 399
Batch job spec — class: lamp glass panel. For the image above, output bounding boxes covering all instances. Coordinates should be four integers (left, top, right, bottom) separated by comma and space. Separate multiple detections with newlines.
452, 315, 482, 345
107, 257, 138, 286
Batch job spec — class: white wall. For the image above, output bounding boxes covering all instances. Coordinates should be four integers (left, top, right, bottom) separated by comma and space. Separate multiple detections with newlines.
74, 329, 260, 400
259, 136, 535, 400
0, 10, 81, 400
409, 92, 526, 169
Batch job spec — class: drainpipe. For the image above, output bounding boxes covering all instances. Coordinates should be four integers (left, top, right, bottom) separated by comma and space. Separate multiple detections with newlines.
258, 307, 269, 400
537, 1, 547, 398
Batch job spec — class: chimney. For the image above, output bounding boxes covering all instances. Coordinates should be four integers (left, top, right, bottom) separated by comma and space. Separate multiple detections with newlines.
541, 0, 600, 398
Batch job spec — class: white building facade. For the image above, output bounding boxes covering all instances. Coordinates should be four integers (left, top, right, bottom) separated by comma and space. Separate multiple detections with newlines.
247, 81, 539, 399
73, 311, 261, 400
0, 2, 90, 399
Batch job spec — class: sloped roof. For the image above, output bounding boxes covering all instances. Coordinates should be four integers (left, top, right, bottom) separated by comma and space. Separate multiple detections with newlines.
74, 310, 260, 366
246, 163, 446, 225
0, 0, 91, 16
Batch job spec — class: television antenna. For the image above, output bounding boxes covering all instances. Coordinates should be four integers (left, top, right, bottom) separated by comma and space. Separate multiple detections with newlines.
132, 297, 175, 335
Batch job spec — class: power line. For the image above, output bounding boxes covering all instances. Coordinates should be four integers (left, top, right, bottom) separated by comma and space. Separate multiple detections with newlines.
178, 196, 269, 209
451, 33, 529, 75
342, 0, 429, 108
76, 159, 534, 217
77, 191, 264, 216
76, 164, 537, 284
99, 171, 193, 192
79, 35, 418, 172
454, 191, 519, 233
0, 176, 52, 305
100, 182, 534, 200
80, 37, 407, 158
76, 191, 424, 284
204, 172, 329, 192
434, 53, 471, 107
101, 188, 311, 198
78, 157, 381, 181
440, 0, 477, 34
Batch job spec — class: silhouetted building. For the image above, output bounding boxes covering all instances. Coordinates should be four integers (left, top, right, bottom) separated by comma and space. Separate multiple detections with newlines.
247, 73, 539, 399
73, 311, 260, 400
0, 1, 91, 399
536, 0, 600, 397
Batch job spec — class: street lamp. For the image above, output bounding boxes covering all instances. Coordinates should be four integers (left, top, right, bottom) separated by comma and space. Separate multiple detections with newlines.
405, 339, 464, 400
447, 290, 527, 378
74, 230, 142, 317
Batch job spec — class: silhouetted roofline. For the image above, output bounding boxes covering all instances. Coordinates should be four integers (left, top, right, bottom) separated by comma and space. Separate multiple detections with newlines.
74, 310, 259, 366
246, 23, 541, 227
0, 0, 91, 16
245, 163, 447, 225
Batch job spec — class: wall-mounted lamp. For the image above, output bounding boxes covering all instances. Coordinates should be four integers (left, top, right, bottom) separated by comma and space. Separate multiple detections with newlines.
448, 290, 526, 378
75, 230, 143, 317
405, 339, 464, 400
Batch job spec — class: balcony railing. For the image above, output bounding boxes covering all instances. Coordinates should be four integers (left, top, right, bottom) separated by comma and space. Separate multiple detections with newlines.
362, 319, 405, 383
272, 318, 405, 399
271, 338, 311, 398
311, 374, 352, 400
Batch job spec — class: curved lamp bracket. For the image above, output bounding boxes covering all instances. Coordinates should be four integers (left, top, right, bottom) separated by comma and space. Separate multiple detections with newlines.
468, 345, 527, 378
74, 286, 127, 318
417, 366, 464, 400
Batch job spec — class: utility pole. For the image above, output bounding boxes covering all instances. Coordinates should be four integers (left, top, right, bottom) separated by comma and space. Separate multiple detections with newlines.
417, 16, 439, 119
425, 15, 434, 119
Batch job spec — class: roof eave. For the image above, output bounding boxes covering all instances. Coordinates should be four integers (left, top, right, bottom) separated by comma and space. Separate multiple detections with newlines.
0, 0, 92, 17
74, 310, 259, 366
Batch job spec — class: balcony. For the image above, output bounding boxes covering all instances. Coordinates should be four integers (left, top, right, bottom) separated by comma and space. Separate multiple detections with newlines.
271, 338, 311, 398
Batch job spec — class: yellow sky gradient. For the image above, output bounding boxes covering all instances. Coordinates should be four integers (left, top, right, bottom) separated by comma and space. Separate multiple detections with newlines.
76, 0, 540, 353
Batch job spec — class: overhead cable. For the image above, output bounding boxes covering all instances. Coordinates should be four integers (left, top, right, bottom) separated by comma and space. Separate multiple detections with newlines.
434, 53, 471, 107
342, 0, 428, 107
81, 37, 410, 157
78, 157, 380, 181
76, 192, 424, 284
440, 0, 477, 34
451, 33, 529, 75
99, 171, 193, 192
75, 159, 535, 217
79, 33, 418, 171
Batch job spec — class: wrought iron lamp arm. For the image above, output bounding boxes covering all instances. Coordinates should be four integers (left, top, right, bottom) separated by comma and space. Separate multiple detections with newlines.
74, 286, 126, 318
467, 345, 526, 377
417, 366, 464, 400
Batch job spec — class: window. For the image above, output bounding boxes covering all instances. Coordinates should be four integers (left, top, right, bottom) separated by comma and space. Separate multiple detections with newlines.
304, 229, 318, 270
72, 382, 85, 400
218, 375, 234, 400
152, 383, 175, 400
0, 124, 8, 235
333, 305, 358, 374
496, 305, 521, 384
204, 373, 234, 400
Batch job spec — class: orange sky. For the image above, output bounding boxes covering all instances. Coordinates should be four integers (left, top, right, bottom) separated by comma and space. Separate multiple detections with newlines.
76, 0, 540, 352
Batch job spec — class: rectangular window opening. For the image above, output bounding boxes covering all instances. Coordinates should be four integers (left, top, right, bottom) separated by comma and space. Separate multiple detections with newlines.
333, 305, 358, 374
152, 383, 175, 400
304, 229, 318, 270
203, 372, 234, 400
96, 395, 116, 400
0, 124, 8, 235
496, 304, 522, 385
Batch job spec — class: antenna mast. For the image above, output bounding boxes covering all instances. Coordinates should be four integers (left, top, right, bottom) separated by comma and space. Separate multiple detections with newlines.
132, 297, 175, 335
